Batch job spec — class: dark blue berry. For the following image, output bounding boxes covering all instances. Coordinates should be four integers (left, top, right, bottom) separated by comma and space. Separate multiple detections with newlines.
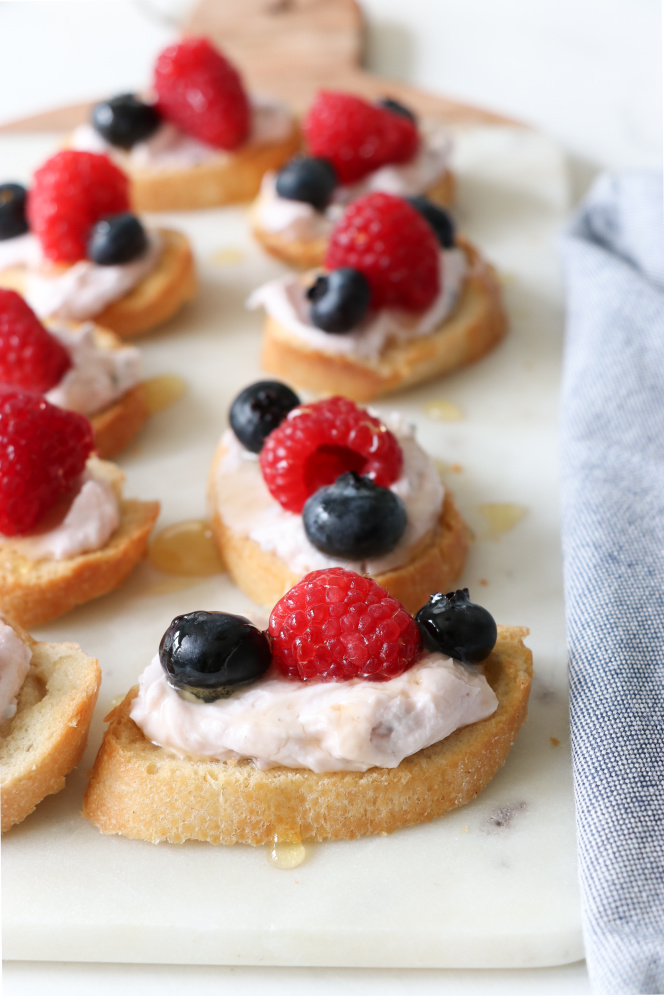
407, 196, 456, 249
415, 589, 497, 665
307, 268, 371, 334
303, 471, 406, 560
87, 213, 148, 265
230, 380, 300, 454
0, 183, 28, 241
275, 156, 337, 211
159, 611, 272, 701
377, 98, 418, 124
92, 94, 161, 150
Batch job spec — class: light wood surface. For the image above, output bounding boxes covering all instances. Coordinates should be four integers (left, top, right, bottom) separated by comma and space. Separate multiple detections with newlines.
0, 0, 514, 133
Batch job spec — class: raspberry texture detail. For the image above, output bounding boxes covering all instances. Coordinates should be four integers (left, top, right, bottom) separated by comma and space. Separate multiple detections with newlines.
0, 290, 71, 394
303, 91, 419, 185
27, 151, 129, 263
0, 389, 94, 536
269, 568, 423, 681
154, 37, 250, 150
259, 396, 403, 514
325, 192, 440, 312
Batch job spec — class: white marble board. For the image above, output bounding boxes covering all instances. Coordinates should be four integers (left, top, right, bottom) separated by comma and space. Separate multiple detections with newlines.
0, 127, 581, 968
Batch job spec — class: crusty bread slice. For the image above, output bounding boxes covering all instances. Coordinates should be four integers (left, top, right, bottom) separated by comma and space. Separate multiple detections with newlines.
208, 435, 468, 614
251, 168, 456, 269
82, 625, 531, 845
1, 621, 101, 832
261, 239, 506, 401
127, 125, 301, 212
90, 383, 149, 459
0, 228, 197, 341
0, 489, 160, 628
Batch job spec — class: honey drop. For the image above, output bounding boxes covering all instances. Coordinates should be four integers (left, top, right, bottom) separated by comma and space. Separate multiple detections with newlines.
423, 400, 463, 422
267, 840, 307, 870
149, 520, 223, 576
476, 503, 528, 541
143, 375, 186, 414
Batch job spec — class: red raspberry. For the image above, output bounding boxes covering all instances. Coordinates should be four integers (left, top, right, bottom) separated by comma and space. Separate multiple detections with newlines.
259, 397, 403, 514
303, 91, 419, 185
269, 568, 422, 681
27, 151, 129, 263
0, 290, 71, 394
325, 192, 440, 312
0, 388, 94, 536
154, 37, 250, 150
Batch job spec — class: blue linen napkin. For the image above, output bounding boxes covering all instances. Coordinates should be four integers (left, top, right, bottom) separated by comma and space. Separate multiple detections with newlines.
561, 170, 664, 995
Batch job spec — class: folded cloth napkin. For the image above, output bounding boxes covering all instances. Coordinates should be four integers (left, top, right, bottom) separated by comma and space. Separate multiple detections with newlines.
561, 170, 664, 995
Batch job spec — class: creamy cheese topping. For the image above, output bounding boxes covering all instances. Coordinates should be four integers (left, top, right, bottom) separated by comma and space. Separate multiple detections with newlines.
0, 621, 32, 723
213, 415, 444, 576
249, 248, 467, 362
0, 232, 43, 270
0, 459, 121, 562
45, 322, 141, 416
22, 229, 162, 322
130, 651, 498, 772
71, 98, 294, 170
253, 123, 452, 243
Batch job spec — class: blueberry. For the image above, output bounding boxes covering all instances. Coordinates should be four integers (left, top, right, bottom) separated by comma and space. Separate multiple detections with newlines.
415, 589, 497, 665
303, 472, 406, 560
159, 611, 272, 701
87, 213, 148, 266
92, 94, 161, 149
275, 156, 337, 211
0, 183, 28, 241
230, 380, 300, 453
377, 97, 418, 124
307, 268, 371, 334
407, 196, 456, 249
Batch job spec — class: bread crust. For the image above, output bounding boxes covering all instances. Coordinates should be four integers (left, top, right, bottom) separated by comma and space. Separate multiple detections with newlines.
128, 126, 301, 212
251, 169, 456, 269
0, 498, 160, 628
261, 239, 506, 401
0, 228, 197, 340
90, 383, 149, 459
209, 435, 468, 614
82, 625, 532, 845
1, 624, 101, 832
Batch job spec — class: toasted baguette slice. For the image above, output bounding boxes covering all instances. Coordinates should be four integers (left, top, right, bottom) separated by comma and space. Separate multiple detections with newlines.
261, 239, 506, 401
90, 383, 149, 459
251, 169, 456, 269
209, 436, 468, 614
1, 622, 101, 832
128, 125, 301, 212
0, 229, 197, 340
0, 488, 160, 628
82, 625, 531, 845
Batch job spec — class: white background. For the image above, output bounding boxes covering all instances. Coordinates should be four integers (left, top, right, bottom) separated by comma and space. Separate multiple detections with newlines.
1, 1, 662, 993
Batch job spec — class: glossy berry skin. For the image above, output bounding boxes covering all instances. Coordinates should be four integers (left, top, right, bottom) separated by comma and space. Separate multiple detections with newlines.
160, 611, 272, 701
0, 183, 29, 241
303, 91, 419, 185
275, 157, 337, 211
303, 471, 406, 560
154, 37, 250, 150
325, 192, 440, 312
307, 267, 371, 333
269, 567, 422, 681
92, 94, 162, 149
87, 213, 148, 266
0, 388, 94, 536
377, 97, 417, 124
0, 290, 72, 394
27, 151, 130, 263
229, 380, 300, 454
407, 195, 456, 249
260, 396, 403, 514
415, 589, 497, 665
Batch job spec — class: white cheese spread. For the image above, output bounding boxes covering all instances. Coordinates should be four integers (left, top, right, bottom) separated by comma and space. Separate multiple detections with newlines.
45, 322, 141, 417
0, 621, 32, 723
249, 248, 467, 361
213, 416, 444, 576
130, 650, 497, 772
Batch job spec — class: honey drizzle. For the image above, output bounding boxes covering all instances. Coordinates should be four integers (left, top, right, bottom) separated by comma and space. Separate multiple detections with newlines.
267, 840, 307, 869
423, 400, 463, 422
475, 503, 528, 541
149, 520, 223, 577
143, 375, 186, 414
